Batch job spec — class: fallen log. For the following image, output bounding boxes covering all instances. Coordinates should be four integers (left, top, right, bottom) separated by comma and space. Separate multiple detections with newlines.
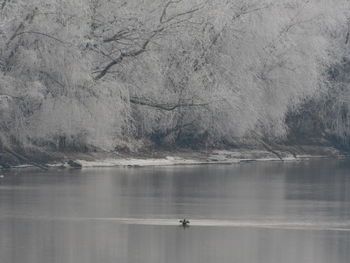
250, 132, 283, 161
257, 139, 284, 161
3, 147, 49, 170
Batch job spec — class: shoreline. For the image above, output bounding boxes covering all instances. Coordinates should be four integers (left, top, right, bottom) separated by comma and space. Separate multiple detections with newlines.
1, 146, 348, 170
71, 150, 344, 168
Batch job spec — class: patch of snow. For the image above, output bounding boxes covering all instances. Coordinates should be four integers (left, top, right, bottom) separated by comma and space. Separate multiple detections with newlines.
4, 150, 325, 170
75, 151, 300, 168
12, 164, 33, 169
76, 157, 204, 168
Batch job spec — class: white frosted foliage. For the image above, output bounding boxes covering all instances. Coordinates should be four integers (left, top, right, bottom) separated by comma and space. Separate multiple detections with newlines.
0, 0, 349, 149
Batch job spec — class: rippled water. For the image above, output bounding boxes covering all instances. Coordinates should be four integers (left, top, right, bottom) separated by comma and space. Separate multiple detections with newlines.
1, 159, 350, 263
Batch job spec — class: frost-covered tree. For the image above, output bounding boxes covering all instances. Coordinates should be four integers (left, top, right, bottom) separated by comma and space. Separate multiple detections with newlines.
119, 0, 350, 145
0, 0, 130, 150
1, 0, 350, 151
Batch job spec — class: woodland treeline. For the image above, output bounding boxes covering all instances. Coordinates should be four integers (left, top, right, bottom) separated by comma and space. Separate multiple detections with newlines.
1, 0, 350, 152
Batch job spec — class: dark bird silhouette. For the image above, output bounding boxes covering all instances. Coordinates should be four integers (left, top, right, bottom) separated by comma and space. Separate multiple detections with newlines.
179, 218, 190, 227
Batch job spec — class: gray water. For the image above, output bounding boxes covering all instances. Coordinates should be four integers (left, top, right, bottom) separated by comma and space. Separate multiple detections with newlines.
1, 160, 350, 263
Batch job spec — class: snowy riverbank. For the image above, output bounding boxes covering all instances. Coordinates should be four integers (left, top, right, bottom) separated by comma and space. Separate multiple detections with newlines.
53, 147, 345, 169
0, 145, 346, 170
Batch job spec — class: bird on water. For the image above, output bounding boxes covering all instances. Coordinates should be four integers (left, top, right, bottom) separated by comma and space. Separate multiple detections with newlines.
179, 218, 190, 227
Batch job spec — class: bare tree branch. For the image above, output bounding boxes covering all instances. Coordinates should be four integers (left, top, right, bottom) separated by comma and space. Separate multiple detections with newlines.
160, 1, 174, 23
93, 56, 124, 80
7, 8, 38, 46
11, 31, 66, 44
40, 71, 65, 88
94, 27, 165, 80
103, 29, 135, 43
93, 1, 203, 80
162, 6, 202, 24
129, 96, 208, 111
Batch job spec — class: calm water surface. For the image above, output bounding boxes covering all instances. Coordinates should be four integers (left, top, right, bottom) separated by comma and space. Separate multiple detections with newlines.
1, 160, 350, 263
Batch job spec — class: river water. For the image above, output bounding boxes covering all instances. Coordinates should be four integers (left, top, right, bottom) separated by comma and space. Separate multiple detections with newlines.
1, 159, 350, 263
